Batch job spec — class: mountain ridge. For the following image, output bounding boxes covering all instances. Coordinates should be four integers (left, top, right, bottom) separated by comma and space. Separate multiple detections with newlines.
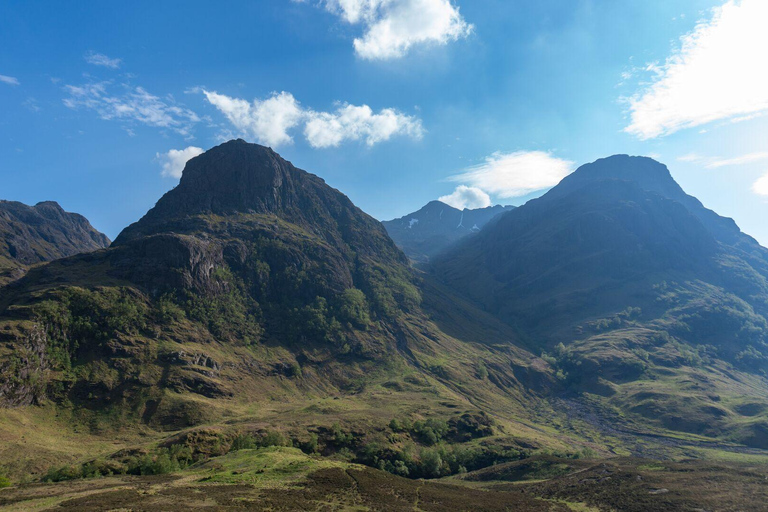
432, 154, 768, 447
0, 199, 110, 284
383, 200, 515, 263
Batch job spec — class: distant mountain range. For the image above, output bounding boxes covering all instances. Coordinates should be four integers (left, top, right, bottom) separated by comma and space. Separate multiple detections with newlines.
383, 202, 515, 262
0, 200, 109, 284
1, 143, 767, 505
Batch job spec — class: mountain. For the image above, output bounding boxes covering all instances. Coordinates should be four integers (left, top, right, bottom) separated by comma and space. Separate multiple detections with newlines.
383, 201, 515, 263
2, 146, 767, 503
0, 200, 110, 284
433, 155, 768, 447
0, 140, 553, 479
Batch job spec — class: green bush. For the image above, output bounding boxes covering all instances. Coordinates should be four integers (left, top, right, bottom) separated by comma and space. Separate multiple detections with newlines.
256, 430, 290, 448
230, 433, 259, 451
338, 288, 371, 328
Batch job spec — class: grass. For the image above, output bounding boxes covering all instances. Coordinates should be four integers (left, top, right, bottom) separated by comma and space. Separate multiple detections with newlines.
194, 446, 357, 487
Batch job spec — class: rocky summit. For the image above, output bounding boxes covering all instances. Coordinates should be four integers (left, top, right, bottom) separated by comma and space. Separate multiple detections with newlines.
0, 200, 110, 284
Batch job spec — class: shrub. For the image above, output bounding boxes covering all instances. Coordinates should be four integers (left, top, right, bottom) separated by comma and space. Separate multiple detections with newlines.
338, 288, 371, 328
230, 433, 259, 451
261, 430, 290, 448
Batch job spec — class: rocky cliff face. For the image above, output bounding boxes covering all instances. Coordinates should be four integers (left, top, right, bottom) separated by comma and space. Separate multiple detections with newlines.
0, 140, 484, 422
0, 200, 110, 284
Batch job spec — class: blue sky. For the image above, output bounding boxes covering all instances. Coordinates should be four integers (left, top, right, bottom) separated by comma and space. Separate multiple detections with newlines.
2, 0, 768, 245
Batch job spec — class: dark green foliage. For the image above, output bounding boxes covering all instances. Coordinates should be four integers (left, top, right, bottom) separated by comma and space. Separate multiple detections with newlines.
299, 433, 319, 454
338, 288, 371, 328
183, 268, 263, 343
476, 361, 488, 380
0, 473, 11, 488
155, 294, 186, 324
412, 419, 449, 446
261, 430, 291, 448
230, 433, 259, 451
358, 440, 525, 479
331, 423, 354, 447
34, 287, 148, 370
43, 445, 195, 482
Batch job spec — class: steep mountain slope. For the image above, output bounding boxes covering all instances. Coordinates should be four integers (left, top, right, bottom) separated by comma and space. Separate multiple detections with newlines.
0, 140, 559, 479
383, 201, 515, 263
0, 200, 110, 284
433, 155, 768, 447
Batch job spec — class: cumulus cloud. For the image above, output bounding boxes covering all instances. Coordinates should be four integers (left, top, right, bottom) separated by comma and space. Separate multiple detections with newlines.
438, 185, 491, 210
157, 146, 204, 179
753, 173, 768, 196
625, 0, 768, 139
84, 52, 122, 69
63, 82, 200, 136
203, 90, 303, 147
322, 0, 472, 60
203, 90, 423, 148
0, 74, 19, 86
449, 151, 574, 198
304, 103, 423, 148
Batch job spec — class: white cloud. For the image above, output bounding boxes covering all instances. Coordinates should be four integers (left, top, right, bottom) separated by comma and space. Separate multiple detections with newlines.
677, 152, 702, 162
322, 0, 472, 60
84, 52, 122, 69
158, 146, 204, 179
0, 74, 19, 86
304, 103, 423, 148
675, 151, 768, 168
625, 0, 768, 139
753, 173, 768, 196
203, 90, 423, 148
438, 185, 491, 210
706, 152, 768, 168
449, 151, 574, 198
203, 90, 303, 147
63, 82, 200, 136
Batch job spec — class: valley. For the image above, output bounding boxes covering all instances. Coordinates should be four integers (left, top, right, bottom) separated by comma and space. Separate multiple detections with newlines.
0, 142, 767, 511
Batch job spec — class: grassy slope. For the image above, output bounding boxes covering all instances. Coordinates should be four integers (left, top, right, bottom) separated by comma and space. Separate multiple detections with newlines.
2, 448, 767, 511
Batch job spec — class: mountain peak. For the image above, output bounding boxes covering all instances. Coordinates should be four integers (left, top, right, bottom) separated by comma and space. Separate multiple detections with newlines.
114, 140, 346, 244
555, 154, 684, 200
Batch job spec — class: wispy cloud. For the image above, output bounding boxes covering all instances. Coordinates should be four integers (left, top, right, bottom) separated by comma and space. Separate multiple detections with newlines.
448, 151, 574, 199
438, 185, 491, 209
677, 151, 768, 169
0, 74, 19, 86
707, 152, 768, 169
157, 146, 204, 179
317, 0, 472, 60
85, 51, 122, 69
625, 0, 768, 139
203, 89, 423, 148
63, 81, 200, 136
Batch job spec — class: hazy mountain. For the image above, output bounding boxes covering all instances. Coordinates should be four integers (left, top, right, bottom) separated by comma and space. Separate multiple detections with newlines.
383, 201, 515, 262
433, 155, 768, 446
0, 200, 110, 284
